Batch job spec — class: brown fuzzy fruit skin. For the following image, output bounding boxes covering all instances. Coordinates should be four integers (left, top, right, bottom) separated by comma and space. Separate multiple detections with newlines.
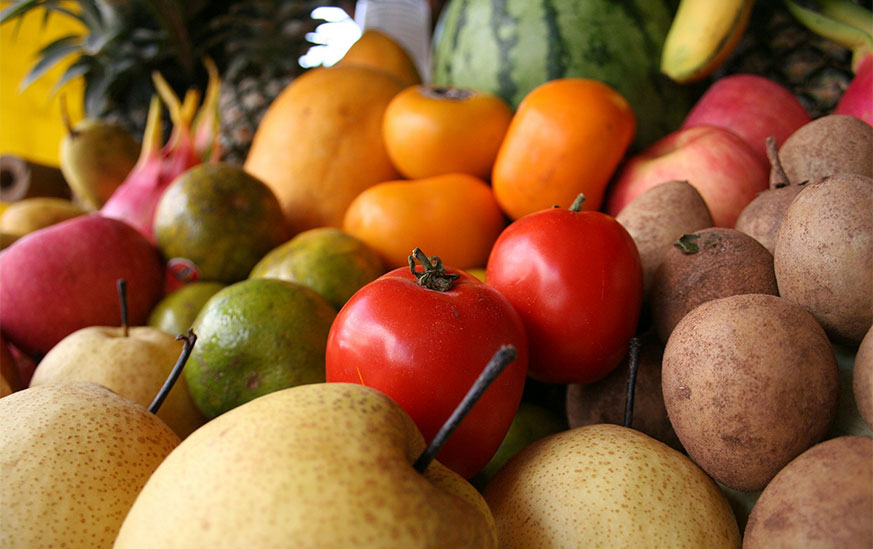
734, 184, 805, 254
854, 327, 873, 430
565, 332, 681, 451
778, 114, 873, 183
662, 293, 839, 493
616, 180, 713, 297
743, 436, 873, 548
651, 227, 778, 343
774, 174, 873, 345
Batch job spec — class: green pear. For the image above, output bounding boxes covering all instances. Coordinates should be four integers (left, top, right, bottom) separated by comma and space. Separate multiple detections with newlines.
114, 382, 498, 548
59, 117, 140, 210
0, 382, 180, 548
0, 197, 87, 237
30, 326, 205, 439
483, 423, 740, 547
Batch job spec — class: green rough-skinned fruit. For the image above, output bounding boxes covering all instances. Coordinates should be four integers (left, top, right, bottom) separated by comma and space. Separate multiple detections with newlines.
431, 0, 698, 149
249, 227, 385, 310
185, 278, 336, 419
148, 281, 226, 336
153, 163, 288, 284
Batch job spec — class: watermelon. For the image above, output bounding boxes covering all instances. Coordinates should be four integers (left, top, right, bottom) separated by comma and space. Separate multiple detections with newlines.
431, 0, 698, 149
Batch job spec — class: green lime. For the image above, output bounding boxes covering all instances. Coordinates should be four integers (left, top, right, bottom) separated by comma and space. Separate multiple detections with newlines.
153, 163, 288, 283
148, 281, 226, 336
249, 227, 385, 310
185, 278, 336, 419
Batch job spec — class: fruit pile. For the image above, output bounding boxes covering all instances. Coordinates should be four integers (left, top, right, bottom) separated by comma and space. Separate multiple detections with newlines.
0, 1, 872, 547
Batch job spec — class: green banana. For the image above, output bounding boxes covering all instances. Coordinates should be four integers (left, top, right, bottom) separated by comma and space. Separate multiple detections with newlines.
785, 0, 873, 71
661, 0, 756, 83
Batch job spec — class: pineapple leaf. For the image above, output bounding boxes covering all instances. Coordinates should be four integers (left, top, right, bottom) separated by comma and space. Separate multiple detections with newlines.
53, 57, 91, 92
0, 0, 47, 23
83, 65, 111, 116
20, 34, 83, 91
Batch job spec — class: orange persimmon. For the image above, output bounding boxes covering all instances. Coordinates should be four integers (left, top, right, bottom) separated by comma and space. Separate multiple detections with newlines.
382, 85, 513, 180
492, 78, 636, 220
342, 173, 507, 269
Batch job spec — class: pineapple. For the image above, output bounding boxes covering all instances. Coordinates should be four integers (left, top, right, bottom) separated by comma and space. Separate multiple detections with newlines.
214, 0, 330, 165
0, 0, 350, 163
715, 2, 861, 119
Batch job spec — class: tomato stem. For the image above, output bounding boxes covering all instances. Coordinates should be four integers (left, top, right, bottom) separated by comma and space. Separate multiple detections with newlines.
623, 337, 641, 429
569, 193, 587, 212
413, 344, 518, 473
149, 329, 197, 415
408, 248, 459, 292
116, 279, 129, 337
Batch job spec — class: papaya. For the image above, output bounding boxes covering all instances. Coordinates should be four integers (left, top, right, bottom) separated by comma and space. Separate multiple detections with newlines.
244, 65, 405, 235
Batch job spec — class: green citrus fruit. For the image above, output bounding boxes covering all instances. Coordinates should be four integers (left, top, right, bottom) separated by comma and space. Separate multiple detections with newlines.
153, 163, 288, 283
249, 227, 385, 310
185, 278, 336, 419
147, 281, 226, 336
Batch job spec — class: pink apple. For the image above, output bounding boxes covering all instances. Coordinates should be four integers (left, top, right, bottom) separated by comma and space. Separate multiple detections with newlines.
835, 54, 873, 126
0, 214, 165, 357
681, 74, 811, 167
605, 125, 769, 228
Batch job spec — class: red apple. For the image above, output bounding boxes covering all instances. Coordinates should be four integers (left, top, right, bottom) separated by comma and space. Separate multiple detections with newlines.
0, 214, 165, 357
605, 125, 769, 228
681, 74, 811, 167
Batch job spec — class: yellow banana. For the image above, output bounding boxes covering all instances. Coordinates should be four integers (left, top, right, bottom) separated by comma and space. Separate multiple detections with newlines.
661, 0, 756, 83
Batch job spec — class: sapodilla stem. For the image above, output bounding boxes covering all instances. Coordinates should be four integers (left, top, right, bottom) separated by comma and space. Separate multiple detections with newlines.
149, 329, 197, 414
413, 345, 518, 473
623, 337, 641, 429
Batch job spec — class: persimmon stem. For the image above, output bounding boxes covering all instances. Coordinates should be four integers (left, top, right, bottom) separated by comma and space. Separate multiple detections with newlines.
116, 279, 129, 337
149, 329, 197, 415
413, 345, 518, 473
623, 337, 641, 429
408, 248, 459, 292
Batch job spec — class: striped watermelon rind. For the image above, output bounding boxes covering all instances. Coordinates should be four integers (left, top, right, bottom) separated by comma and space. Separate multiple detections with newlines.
431, 0, 699, 149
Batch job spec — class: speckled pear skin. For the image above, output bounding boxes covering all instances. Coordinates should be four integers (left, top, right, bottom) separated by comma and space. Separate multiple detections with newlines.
29, 326, 205, 439
115, 382, 497, 548
0, 382, 180, 549
483, 423, 740, 548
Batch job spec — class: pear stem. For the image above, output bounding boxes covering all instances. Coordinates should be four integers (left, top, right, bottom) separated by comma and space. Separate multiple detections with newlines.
116, 279, 129, 337
413, 344, 517, 474
623, 337, 641, 429
149, 329, 197, 415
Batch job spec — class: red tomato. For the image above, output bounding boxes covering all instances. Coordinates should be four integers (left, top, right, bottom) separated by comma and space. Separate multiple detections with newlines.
325, 250, 529, 478
486, 197, 643, 384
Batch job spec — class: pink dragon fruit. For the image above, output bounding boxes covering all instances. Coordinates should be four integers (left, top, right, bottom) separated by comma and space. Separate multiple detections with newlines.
101, 62, 220, 243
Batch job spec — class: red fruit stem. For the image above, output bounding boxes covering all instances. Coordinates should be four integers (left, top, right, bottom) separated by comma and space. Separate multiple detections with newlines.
623, 337, 641, 429
412, 344, 518, 473
149, 329, 197, 415
569, 193, 586, 212
408, 248, 459, 292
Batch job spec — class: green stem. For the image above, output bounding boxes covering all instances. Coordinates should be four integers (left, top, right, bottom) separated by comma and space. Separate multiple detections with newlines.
570, 193, 586, 212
